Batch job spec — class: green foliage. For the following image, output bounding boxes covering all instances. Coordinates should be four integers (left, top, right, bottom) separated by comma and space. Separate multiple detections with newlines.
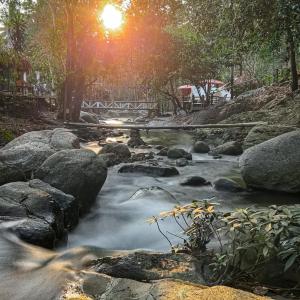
217, 205, 300, 283
151, 203, 300, 287
148, 200, 220, 253
0, 129, 15, 143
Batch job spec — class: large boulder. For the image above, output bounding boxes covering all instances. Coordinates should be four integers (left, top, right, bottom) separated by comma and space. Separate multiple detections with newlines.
118, 163, 179, 177
36, 149, 107, 214
0, 161, 25, 186
240, 130, 300, 193
0, 129, 79, 181
213, 177, 246, 192
100, 143, 131, 163
167, 148, 192, 160
67, 275, 270, 300
0, 179, 77, 247
210, 141, 243, 156
29, 179, 78, 230
243, 125, 296, 150
193, 141, 210, 153
62, 251, 269, 300
80, 111, 99, 124
92, 252, 203, 283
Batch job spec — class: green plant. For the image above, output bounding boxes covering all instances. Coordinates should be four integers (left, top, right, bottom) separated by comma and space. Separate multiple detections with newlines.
220, 205, 300, 280
0, 129, 15, 143
150, 203, 300, 289
148, 200, 221, 254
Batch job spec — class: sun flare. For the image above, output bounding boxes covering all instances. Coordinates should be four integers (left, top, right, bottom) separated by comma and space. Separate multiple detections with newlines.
100, 4, 123, 30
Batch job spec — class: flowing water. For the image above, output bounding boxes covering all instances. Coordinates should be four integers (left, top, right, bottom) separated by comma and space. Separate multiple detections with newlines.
68, 129, 299, 252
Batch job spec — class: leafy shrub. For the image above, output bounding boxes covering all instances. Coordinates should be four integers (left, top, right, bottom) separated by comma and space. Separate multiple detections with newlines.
150, 203, 300, 288
148, 200, 220, 253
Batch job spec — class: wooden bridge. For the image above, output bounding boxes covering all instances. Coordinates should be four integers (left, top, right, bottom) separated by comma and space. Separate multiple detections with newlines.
81, 101, 158, 112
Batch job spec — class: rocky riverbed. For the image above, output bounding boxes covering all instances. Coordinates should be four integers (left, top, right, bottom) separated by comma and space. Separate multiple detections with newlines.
0, 111, 299, 299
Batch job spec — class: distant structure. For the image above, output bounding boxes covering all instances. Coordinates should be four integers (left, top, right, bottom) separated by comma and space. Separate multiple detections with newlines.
178, 80, 231, 112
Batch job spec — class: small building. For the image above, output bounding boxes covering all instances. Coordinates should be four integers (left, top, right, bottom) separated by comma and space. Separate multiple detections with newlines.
178, 80, 231, 111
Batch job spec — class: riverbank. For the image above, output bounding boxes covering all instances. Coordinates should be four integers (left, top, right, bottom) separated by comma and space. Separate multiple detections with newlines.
1, 86, 300, 299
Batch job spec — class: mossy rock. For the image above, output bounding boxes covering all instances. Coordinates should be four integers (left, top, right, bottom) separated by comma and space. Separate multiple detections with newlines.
0, 129, 15, 146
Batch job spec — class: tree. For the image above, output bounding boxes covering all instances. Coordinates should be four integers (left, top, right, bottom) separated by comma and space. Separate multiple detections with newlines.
226, 0, 300, 91
28, 0, 111, 121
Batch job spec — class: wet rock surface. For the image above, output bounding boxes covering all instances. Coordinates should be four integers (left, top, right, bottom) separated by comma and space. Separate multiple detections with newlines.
157, 147, 168, 156
213, 177, 246, 192
243, 125, 296, 150
68, 275, 270, 300
118, 163, 180, 177
176, 158, 189, 167
36, 149, 107, 214
0, 129, 79, 180
193, 141, 210, 153
92, 252, 203, 283
129, 152, 155, 162
62, 252, 269, 300
167, 148, 192, 160
0, 161, 25, 186
180, 176, 210, 187
100, 143, 131, 163
127, 129, 147, 148
210, 141, 243, 156
0, 179, 77, 247
2, 216, 57, 249
80, 111, 99, 124
240, 130, 300, 193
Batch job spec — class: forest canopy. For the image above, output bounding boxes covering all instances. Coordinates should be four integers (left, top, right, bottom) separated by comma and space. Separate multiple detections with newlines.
0, 0, 299, 120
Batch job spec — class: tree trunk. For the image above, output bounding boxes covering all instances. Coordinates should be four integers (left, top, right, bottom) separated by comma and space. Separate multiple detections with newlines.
71, 75, 85, 121
230, 64, 234, 100
287, 29, 298, 92
64, 2, 75, 121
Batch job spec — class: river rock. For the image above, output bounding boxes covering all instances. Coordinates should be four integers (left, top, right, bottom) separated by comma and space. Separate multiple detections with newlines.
63, 252, 269, 300
92, 252, 203, 283
176, 158, 189, 167
243, 125, 296, 150
155, 145, 165, 150
0, 161, 25, 186
130, 152, 154, 162
1, 217, 57, 249
240, 130, 300, 193
69, 275, 270, 300
167, 148, 192, 160
213, 177, 246, 192
0, 179, 77, 247
127, 186, 178, 205
118, 163, 179, 177
99, 153, 118, 167
210, 141, 243, 156
0, 129, 79, 178
157, 147, 168, 156
193, 141, 210, 153
80, 111, 99, 124
127, 129, 147, 148
180, 176, 210, 187
28, 179, 78, 230
36, 149, 107, 214
100, 143, 131, 163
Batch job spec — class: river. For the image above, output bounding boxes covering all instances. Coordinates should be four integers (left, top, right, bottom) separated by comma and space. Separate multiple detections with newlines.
67, 128, 299, 252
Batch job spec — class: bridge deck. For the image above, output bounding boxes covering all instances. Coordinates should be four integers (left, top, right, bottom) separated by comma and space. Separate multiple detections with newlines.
65, 121, 267, 130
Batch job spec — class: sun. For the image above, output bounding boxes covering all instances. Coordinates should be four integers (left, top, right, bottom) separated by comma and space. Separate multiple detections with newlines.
100, 4, 123, 30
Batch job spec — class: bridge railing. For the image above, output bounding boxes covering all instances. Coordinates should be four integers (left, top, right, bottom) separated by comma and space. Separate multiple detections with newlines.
82, 100, 158, 111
